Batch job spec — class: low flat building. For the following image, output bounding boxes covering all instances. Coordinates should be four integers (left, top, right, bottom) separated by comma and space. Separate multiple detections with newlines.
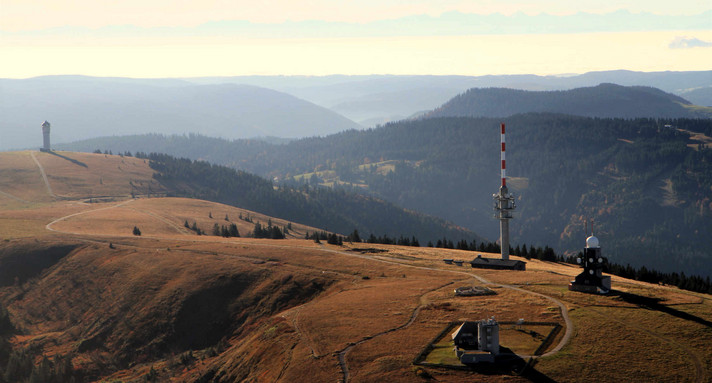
470, 255, 526, 271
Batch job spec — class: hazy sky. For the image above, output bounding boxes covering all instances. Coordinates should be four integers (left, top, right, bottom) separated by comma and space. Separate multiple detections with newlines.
1, 0, 710, 78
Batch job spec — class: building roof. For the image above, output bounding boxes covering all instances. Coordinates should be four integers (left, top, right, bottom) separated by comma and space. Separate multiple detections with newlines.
470, 256, 524, 267
586, 235, 600, 248
452, 321, 479, 341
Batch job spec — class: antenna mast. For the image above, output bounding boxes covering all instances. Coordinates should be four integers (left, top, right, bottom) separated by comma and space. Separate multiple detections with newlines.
493, 123, 516, 260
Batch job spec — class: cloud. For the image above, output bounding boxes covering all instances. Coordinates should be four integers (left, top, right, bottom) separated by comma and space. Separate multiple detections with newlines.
669, 36, 712, 49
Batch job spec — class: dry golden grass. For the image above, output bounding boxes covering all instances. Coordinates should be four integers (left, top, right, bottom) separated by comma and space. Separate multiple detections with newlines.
33, 151, 166, 199
0, 151, 54, 205
2, 217, 711, 382
0, 201, 96, 239
0, 150, 710, 382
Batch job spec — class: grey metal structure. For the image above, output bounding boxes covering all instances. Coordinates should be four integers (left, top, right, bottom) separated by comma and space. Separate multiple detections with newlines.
41, 120, 51, 151
569, 234, 611, 294
493, 123, 516, 260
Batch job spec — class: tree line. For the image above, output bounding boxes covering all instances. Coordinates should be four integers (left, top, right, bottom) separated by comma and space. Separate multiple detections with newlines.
129, 152, 479, 243
329, 230, 712, 295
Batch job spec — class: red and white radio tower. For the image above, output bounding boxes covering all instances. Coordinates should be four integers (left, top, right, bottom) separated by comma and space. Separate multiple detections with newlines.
493, 123, 516, 260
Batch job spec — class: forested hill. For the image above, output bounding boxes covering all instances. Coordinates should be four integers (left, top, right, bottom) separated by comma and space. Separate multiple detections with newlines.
425, 83, 712, 119
143, 153, 481, 244
63, 115, 712, 278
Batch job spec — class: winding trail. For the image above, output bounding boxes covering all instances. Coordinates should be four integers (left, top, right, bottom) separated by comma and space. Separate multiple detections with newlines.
336, 281, 454, 383
45, 199, 136, 233
320, 249, 573, 381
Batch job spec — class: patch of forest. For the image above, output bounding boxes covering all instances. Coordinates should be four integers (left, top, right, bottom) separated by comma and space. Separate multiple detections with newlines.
140, 152, 480, 244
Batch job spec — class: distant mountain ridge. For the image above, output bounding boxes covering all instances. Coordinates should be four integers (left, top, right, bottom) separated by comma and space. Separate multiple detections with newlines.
188, 71, 712, 124
426, 83, 711, 119
3, 72, 711, 151
0, 76, 361, 150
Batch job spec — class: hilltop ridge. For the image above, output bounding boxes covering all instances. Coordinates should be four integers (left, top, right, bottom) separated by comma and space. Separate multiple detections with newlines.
425, 83, 712, 119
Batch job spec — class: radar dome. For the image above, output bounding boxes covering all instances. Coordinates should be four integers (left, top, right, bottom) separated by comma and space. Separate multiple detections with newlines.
586, 235, 600, 248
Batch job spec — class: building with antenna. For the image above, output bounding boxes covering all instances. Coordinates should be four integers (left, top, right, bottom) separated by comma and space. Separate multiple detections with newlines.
493, 123, 516, 261
569, 226, 611, 294
41, 120, 51, 152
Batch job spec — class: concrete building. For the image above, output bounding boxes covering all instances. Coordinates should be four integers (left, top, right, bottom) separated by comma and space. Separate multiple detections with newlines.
452, 317, 500, 364
41, 120, 51, 152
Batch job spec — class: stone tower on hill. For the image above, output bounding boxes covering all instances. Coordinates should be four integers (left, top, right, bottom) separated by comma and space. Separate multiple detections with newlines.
41, 120, 51, 152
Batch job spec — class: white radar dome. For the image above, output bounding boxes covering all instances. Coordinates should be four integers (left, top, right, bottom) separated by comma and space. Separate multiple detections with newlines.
586, 235, 600, 248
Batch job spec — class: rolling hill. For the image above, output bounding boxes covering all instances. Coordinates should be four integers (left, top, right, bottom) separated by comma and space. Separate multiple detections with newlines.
425, 83, 712, 119
58, 115, 712, 279
0, 150, 479, 244
0, 76, 361, 151
0, 148, 710, 382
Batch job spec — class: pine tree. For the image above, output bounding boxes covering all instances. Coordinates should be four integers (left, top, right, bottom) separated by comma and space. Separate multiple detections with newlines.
229, 223, 239, 237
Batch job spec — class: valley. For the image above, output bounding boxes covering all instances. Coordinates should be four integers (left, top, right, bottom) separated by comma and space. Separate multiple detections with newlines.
0, 149, 710, 382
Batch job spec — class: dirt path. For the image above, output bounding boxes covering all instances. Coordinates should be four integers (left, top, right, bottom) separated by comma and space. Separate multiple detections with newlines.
30, 151, 55, 199
336, 281, 455, 382
45, 199, 136, 232
320, 250, 573, 381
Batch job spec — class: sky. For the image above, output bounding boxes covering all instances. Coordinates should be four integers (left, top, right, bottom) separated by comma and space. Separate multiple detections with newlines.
1, 0, 710, 78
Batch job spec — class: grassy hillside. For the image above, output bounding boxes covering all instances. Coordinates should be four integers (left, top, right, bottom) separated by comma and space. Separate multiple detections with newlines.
0, 151, 710, 381
0, 150, 480, 243
0, 233, 710, 381
0, 151, 165, 205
